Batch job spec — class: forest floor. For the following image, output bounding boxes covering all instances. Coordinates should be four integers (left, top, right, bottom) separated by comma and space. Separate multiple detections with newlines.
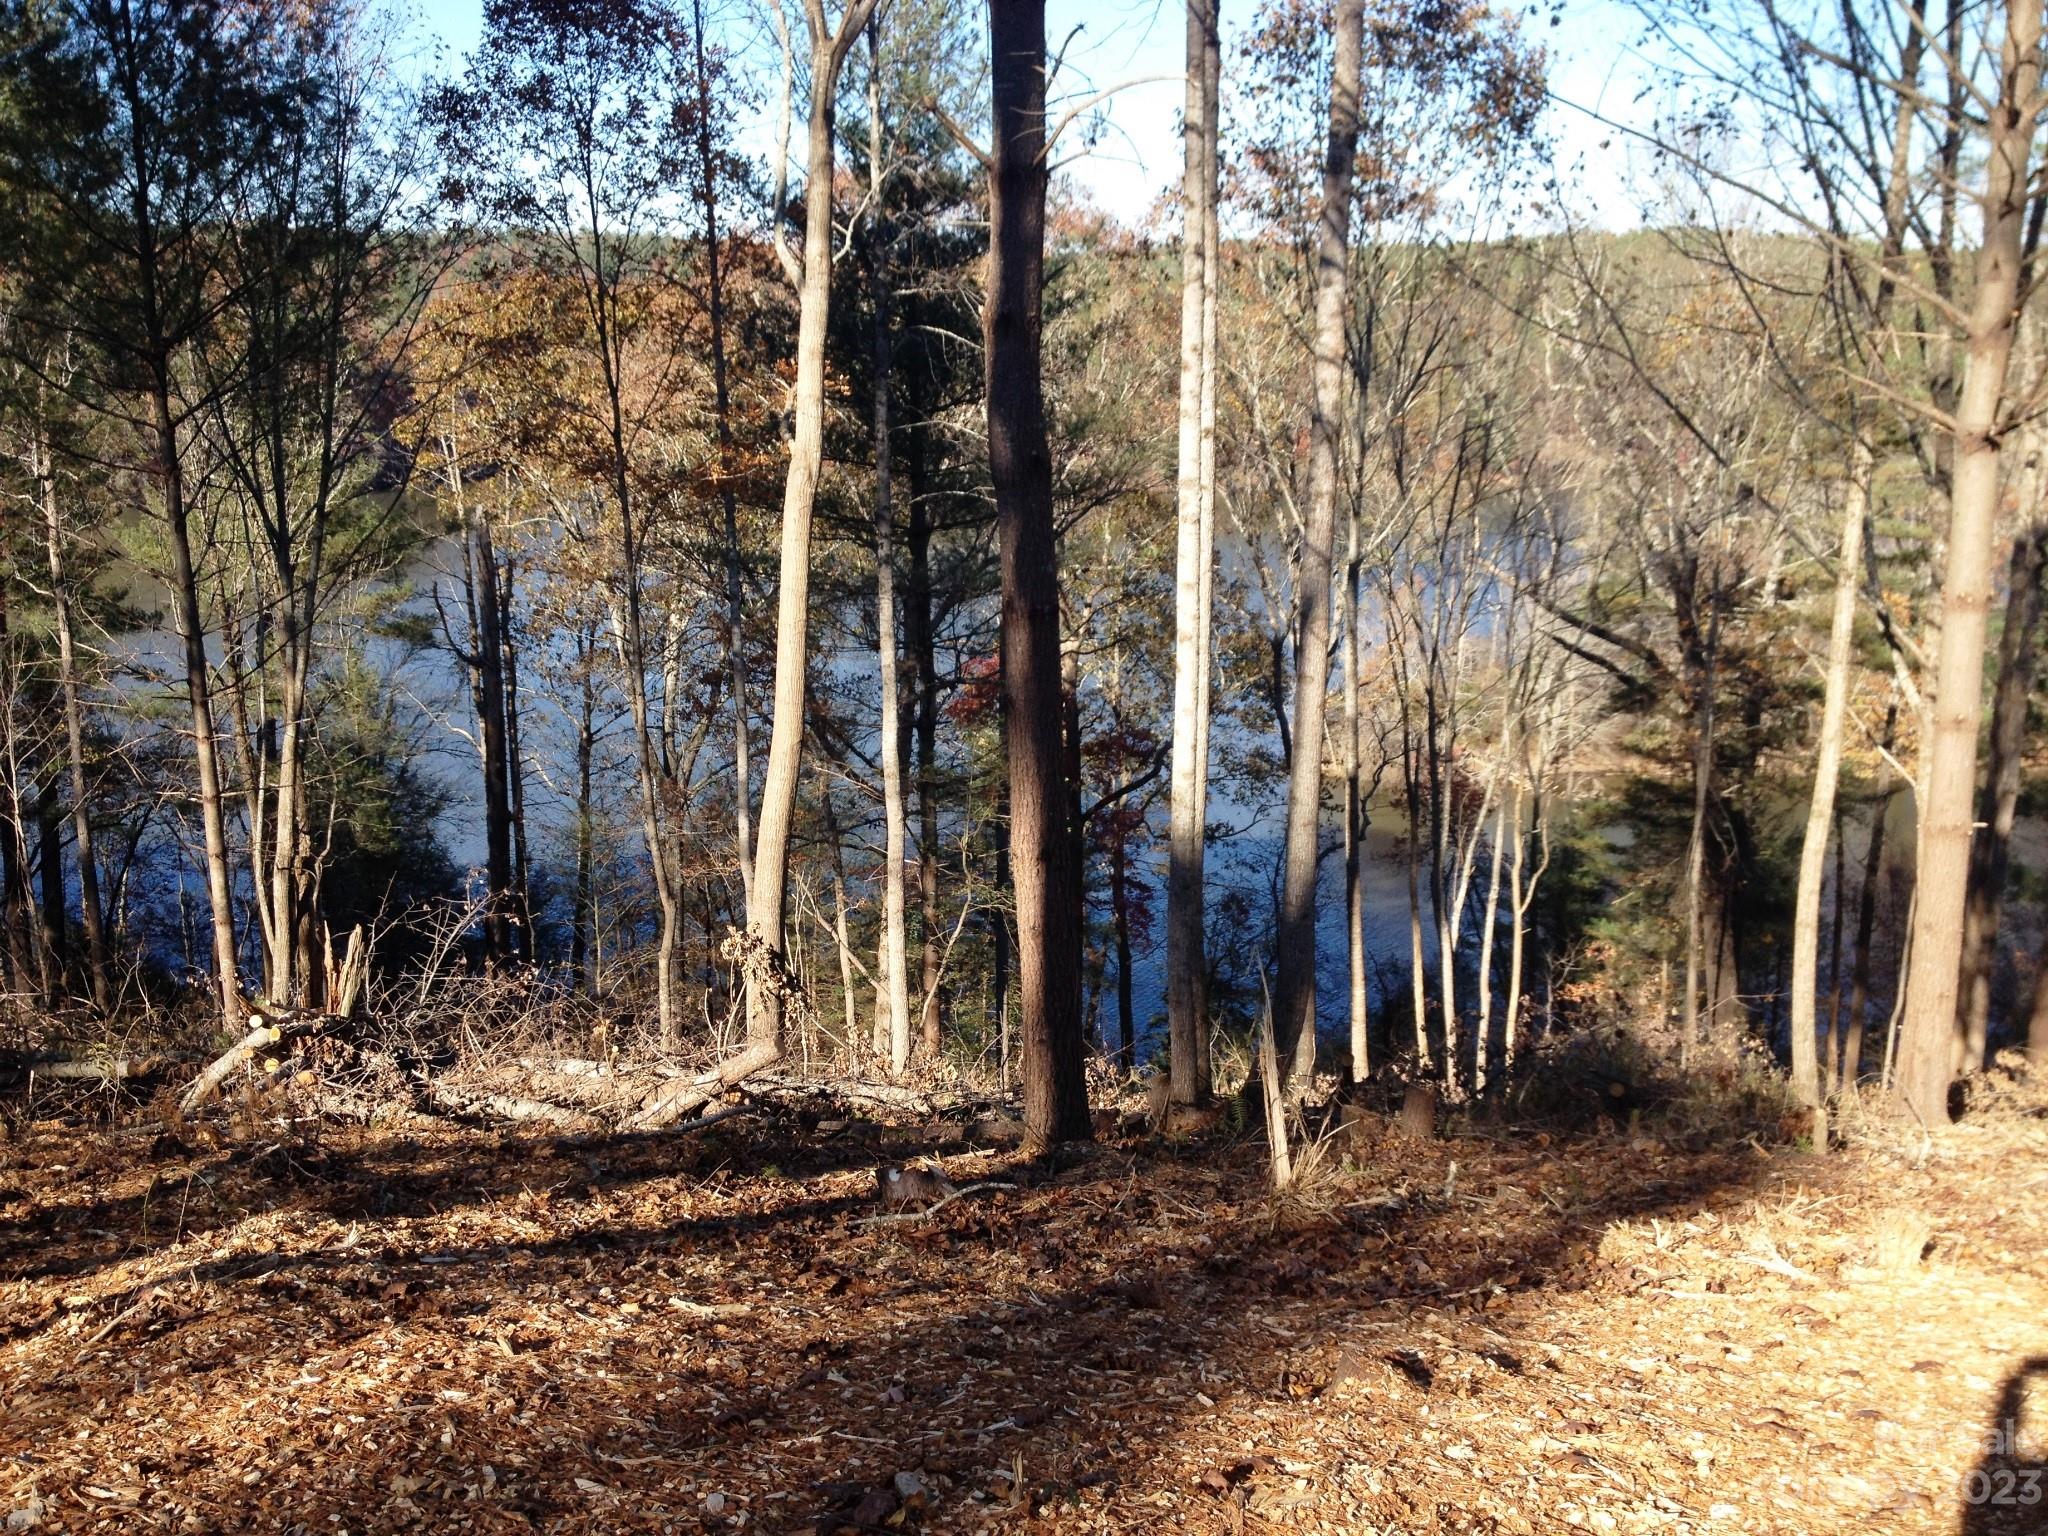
2, 1062, 2045, 1536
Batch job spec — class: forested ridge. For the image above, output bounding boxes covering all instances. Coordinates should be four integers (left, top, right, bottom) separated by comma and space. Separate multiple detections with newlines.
1, 0, 2046, 1531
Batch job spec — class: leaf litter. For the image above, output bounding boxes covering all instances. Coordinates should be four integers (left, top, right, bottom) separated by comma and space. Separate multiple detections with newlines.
1, 1081, 2044, 1535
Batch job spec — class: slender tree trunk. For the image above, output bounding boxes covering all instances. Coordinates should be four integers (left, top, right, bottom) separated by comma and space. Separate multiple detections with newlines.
988, 0, 1090, 1146
36, 779, 63, 982
0, 683, 33, 1000
1958, 521, 2045, 1065
571, 625, 597, 994
1343, 509, 1369, 1083
868, 27, 913, 1072
39, 437, 110, 1011
1896, 0, 2043, 1125
1844, 710, 1897, 1090
1398, 658, 1431, 1067
1473, 760, 1509, 1097
1789, 448, 1871, 1111
1192, 0, 1220, 1097
500, 559, 531, 959
907, 464, 944, 1055
1271, 0, 1363, 1090
1166, 0, 1219, 1107
1110, 821, 1136, 1067
1505, 767, 1548, 1079
694, 0, 754, 920
821, 785, 862, 1060
1824, 800, 1846, 1092
155, 381, 242, 1026
1680, 606, 1720, 1063
992, 794, 1011, 1080
752, 1, 874, 1049
465, 502, 515, 965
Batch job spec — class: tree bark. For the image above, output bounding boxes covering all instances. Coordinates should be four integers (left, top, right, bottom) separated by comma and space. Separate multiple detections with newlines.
156, 380, 242, 1027
1843, 707, 1897, 1091
38, 432, 110, 1011
571, 620, 597, 993
693, 0, 754, 922
1957, 521, 2045, 1066
1896, 0, 2043, 1125
1788, 449, 1871, 1110
1166, 0, 1219, 1107
1270, 0, 1363, 1090
1679, 599, 1720, 1062
1192, 0, 1220, 1098
500, 559, 531, 957
987, 0, 1090, 1147
906, 455, 944, 1056
1343, 500, 1369, 1084
751, 0, 875, 1048
868, 23, 913, 1073
459, 484, 516, 966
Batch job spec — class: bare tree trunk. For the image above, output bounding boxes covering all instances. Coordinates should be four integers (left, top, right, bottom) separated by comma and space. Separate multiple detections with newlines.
500, 559, 531, 958
1425, 685, 1455, 1090
907, 472, 944, 1056
1398, 654, 1431, 1068
1192, 0, 1220, 1098
1896, 0, 2043, 1125
35, 779, 63, 982
988, 0, 1090, 1147
821, 785, 862, 1061
693, 0, 754, 921
1680, 606, 1720, 1064
1343, 504, 1368, 1084
38, 436, 110, 1012
1473, 760, 1508, 1098
460, 491, 515, 966
1789, 449, 1871, 1112
156, 382, 242, 1027
1958, 521, 2045, 1066
1110, 820, 1136, 1067
751, 0, 875, 1048
1166, 0, 1219, 1107
867, 24, 913, 1073
571, 622, 597, 993
1843, 707, 1897, 1090
1271, 0, 1363, 1090
0, 655, 35, 1001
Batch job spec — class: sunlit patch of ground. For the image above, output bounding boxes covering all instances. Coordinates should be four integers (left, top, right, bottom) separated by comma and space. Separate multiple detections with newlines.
1, 1071, 2043, 1534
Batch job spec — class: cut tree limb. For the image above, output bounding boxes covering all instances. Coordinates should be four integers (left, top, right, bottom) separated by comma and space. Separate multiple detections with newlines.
4, 1053, 196, 1084
419, 1082, 606, 1132
628, 1038, 779, 1130
180, 1012, 336, 1111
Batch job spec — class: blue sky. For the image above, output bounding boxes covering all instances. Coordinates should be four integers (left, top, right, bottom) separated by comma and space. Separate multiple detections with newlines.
405, 0, 1655, 228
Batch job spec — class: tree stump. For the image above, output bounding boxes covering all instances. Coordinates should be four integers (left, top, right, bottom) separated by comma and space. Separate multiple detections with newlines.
1397, 1082, 1437, 1141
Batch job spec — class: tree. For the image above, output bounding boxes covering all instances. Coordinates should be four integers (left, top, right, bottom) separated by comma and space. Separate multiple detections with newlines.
437, 0, 712, 1042
0, 0, 299, 1025
749, 0, 877, 1052
1269, 0, 1362, 1089
1166, 0, 1221, 1107
986, 0, 1089, 1146
1893, 0, 2044, 1125
863, 17, 913, 1072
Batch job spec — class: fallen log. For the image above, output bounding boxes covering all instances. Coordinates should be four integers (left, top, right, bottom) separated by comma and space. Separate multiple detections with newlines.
628, 1039, 780, 1130
743, 1072, 1002, 1121
3, 1052, 196, 1085
420, 1082, 606, 1133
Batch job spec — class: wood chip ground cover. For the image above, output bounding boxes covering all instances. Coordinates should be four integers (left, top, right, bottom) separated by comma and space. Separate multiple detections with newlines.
1, 1096, 2043, 1534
